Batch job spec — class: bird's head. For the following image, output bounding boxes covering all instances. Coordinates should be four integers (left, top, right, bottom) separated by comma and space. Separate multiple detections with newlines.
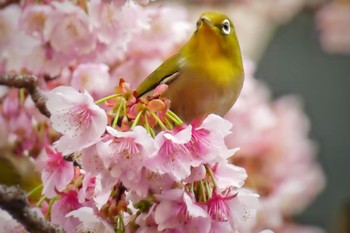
190, 11, 240, 59
196, 11, 233, 36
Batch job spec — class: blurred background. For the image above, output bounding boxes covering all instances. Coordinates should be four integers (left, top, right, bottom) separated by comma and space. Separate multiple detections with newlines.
256, 9, 350, 233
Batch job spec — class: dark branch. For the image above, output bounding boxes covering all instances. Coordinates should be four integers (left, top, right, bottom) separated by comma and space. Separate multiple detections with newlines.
0, 0, 20, 9
0, 185, 65, 233
0, 73, 51, 117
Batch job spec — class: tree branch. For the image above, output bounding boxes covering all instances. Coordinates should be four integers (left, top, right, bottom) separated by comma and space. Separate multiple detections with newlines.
0, 73, 51, 117
0, 185, 65, 233
0, 0, 20, 9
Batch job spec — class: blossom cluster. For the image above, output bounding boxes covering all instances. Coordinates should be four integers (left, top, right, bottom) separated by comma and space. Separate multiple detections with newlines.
0, 0, 190, 83
0, 0, 190, 157
33, 80, 260, 233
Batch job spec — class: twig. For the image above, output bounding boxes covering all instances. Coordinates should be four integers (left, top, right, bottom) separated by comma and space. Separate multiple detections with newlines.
0, 0, 20, 9
0, 73, 51, 117
0, 185, 65, 233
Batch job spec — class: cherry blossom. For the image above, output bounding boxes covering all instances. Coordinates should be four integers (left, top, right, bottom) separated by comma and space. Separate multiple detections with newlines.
112, 5, 191, 87
66, 207, 114, 233
36, 147, 74, 198
207, 189, 259, 233
20, 4, 53, 40
44, 1, 96, 59
96, 126, 156, 191
187, 114, 239, 164
316, 2, 350, 54
50, 190, 82, 233
71, 63, 111, 99
0, 4, 38, 72
88, 0, 150, 63
46, 86, 107, 154
210, 162, 247, 191
146, 126, 193, 181
154, 189, 211, 233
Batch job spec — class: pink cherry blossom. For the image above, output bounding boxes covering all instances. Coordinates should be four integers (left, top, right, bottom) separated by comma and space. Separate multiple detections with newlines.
80, 145, 117, 200
133, 205, 160, 233
43, 1, 96, 58
316, 2, 350, 54
96, 126, 156, 189
146, 126, 193, 181
88, 0, 149, 63
183, 165, 206, 183
81, 145, 106, 176
78, 173, 96, 203
66, 207, 114, 233
36, 147, 74, 198
207, 189, 259, 233
210, 162, 247, 190
130, 168, 176, 198
207, 191, 237, 223
22, 43, 67, 76
0, 91, 40, 154
0, 4, 38, 72
113, 5, 190, 87
77, 173, 111, 210
71, 63, 111, 99
20, 4, 53, 40
187, 114, 239, 164
46, 86, 107, 154
154, 189, 211, 233
51, 190, 82, 233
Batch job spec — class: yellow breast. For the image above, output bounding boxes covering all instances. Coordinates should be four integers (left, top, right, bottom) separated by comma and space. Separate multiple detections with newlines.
164, 54, 244, 123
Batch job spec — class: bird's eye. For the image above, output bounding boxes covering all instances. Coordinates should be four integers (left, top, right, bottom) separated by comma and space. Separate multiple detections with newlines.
221, 19, 231, 35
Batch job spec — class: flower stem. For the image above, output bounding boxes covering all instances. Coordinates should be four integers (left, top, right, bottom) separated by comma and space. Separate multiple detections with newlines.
19, 88, 26, 103
45, 197, 59, 220
190, 183, 194, 194
95, 93, 121, 105
205, 181, 212, 199
144, 115, 155, 138
148, 110, 166, 130
164, 116, 173, 130
131, 109, 144, 129
112, 99, 125, 128
167, 110, 183, 125
28, 184, 43, 197
199, 180, 207, 202
115, 213, 125, 233
205, 164, 217, 189
36, 195, 46, 207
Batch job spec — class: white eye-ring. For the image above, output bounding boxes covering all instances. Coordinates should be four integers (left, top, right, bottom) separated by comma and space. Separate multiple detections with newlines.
222, 19, 231, 35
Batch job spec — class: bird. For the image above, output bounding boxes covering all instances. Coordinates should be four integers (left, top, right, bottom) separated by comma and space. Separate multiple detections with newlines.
136, 11, 244, 123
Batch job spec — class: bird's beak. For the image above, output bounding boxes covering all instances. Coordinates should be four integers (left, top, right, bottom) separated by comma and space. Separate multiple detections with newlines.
198, 16, 214, 28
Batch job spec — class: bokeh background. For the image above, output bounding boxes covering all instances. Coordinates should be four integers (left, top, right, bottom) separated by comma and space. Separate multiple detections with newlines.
256, 10, 350, 233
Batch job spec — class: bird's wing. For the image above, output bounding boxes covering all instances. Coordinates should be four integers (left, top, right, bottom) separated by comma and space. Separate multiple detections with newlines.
136, 53, 182, 97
